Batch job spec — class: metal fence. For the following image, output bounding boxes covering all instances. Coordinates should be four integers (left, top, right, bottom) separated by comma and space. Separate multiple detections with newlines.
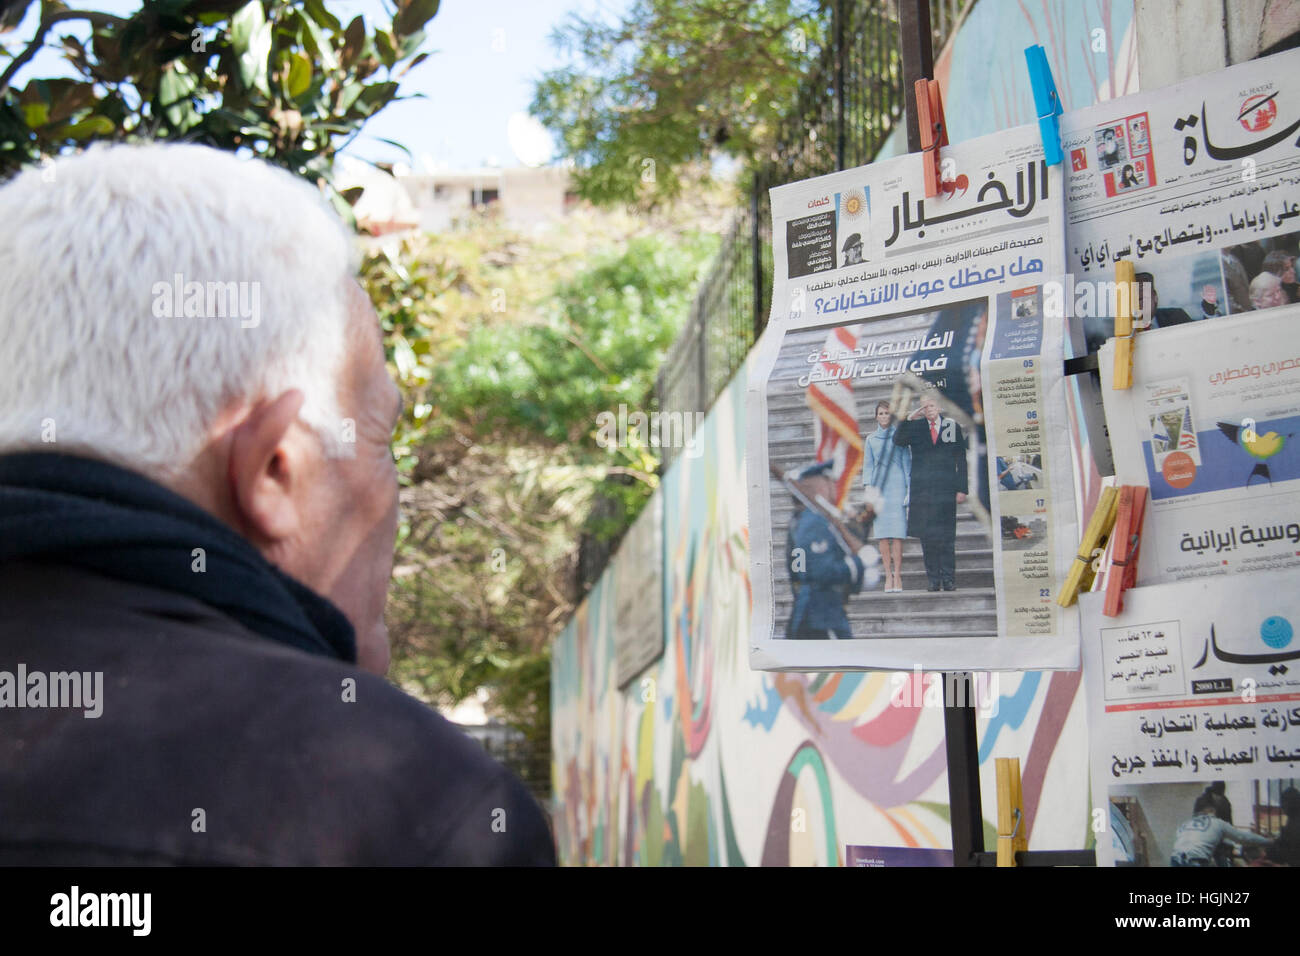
655, 199, 772, 432
655, 0, 971, 468
481, 734, 552, 803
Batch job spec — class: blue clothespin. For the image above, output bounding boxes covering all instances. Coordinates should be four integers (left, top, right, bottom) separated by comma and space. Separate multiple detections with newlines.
1024, 44, 1063, 166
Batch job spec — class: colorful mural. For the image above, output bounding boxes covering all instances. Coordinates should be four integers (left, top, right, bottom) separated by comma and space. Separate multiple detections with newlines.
551, 0, 1137, 865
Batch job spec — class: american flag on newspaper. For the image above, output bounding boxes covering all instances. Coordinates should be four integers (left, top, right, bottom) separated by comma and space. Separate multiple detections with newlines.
805, 324, 863, 509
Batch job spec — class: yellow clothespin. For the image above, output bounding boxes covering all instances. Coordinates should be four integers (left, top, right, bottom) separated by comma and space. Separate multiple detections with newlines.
1057, 485, 1119, 606
1113, 260, 1136, 390
996, 758, 1026, 867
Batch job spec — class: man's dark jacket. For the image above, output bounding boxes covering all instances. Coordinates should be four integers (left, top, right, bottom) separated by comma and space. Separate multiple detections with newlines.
893, 416, 968, 540
0, 453, 555, 865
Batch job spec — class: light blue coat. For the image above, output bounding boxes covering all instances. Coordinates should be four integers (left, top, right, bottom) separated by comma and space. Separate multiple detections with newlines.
864, 426, 910, 540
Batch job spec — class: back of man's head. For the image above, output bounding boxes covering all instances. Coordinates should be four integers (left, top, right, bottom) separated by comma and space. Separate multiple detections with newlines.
0, 144, 356, 479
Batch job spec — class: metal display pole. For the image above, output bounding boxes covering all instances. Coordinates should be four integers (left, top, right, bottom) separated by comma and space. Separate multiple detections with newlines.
889, 1, 1096, 868
896, 0, 985, 867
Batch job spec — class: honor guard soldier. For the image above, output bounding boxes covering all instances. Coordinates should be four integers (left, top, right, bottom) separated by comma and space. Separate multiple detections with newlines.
785, 462, 875, 640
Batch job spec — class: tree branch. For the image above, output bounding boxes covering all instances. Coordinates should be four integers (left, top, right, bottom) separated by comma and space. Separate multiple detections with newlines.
603, 465, 657, 486
0, 5, 128, 98
563, 326, 611, 375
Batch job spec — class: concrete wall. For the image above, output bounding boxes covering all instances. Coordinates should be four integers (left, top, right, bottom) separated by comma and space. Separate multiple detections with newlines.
1135, 0, 1300, 89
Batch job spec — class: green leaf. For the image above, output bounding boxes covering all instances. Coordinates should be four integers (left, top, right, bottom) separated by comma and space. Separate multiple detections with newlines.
44, 80, 95, 124
341, 15, 366, 68
20, 102, 49, 128
286, 52, 312, 98
230, 1, 264, 56
373, 29, 396, 69
396, 51, 429, 78
334, 81, 364, 115
0, 0, 37, 32
349, 81, 399, 118
359, 81, 399, 105
395, 0, 439, 37
304, 0, 342, 32
61, 115, 116, 140
325, 186, 359, 229
372, 137, 413, 160
296, 8, 338, 72
397, 29, 425, 59
16, 78, 50, 108
159, 64, 200, 130
231, 0, 272, 96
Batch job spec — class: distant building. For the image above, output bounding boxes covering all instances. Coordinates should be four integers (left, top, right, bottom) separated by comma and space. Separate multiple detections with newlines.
440, 687, 550, 802
398, 165, 573, 232
334, 156, 575, 237
441, 689, 520, 752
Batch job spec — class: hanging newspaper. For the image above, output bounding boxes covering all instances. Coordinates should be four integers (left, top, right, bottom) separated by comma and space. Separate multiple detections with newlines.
747, 122, 1078, 672
1100, 306, 1300, 585
1061, 46, 1300, 478
1081, 576, 1300, 867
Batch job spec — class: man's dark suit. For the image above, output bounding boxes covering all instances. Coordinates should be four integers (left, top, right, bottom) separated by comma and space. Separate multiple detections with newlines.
894, 415, 967, 589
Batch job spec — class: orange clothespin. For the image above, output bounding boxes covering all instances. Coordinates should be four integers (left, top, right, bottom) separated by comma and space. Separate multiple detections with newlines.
1103, 485, 1148, 617
1113, 260, 1137, 389
914, 78, 948, 198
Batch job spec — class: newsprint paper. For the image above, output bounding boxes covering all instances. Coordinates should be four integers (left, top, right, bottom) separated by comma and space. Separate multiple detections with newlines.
1062, 46, 1300, 478
1082, 575, 1300, 867
1100, 305, 1300, 585
747, 122, 1078, 672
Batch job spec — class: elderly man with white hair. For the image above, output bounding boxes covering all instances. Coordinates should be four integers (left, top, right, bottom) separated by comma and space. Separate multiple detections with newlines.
0, 144, 555, 865
1250, 269, 1289, 311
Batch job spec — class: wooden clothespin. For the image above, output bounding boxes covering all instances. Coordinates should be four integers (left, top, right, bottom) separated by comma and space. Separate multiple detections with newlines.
914, 77, 948, 198
1024, 45, 1063, 166
1113, 260, 1137, 389
1103, 485, 1148, 617
1057, 485, 1119, 607
996, 758, 1026, 867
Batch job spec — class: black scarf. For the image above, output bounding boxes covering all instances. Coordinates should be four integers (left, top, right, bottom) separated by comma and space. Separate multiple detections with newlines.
0, 452, 355, 662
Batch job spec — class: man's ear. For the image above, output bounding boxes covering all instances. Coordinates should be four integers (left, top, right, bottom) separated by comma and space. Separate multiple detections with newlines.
228, 390, 307, 543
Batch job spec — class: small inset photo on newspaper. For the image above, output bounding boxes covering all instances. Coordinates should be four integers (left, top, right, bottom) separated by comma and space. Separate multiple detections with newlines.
1109, 779, 1298, 867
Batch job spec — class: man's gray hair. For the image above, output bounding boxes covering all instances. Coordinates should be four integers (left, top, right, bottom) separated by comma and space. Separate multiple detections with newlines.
1249, 270, 1283, 308
0, 143, 359, 478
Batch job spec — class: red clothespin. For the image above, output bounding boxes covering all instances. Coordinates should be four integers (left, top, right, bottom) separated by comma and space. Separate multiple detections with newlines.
914, 78, 948, 198
1103, 485, 1148, 617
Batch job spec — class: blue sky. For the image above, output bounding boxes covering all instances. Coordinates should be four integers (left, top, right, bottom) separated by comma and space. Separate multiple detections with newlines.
342, 0, 628, 168
7, 0, 629, 168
